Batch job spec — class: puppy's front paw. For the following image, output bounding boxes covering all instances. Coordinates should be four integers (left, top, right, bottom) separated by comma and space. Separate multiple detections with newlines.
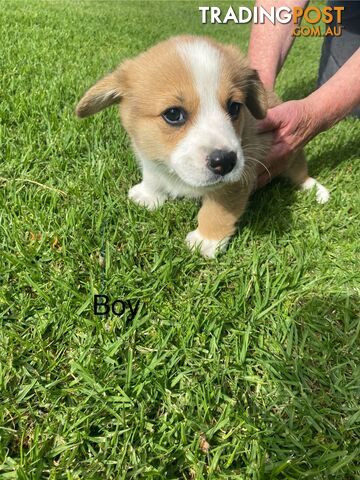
186, 229, 230, 258
128, 183, 167, 210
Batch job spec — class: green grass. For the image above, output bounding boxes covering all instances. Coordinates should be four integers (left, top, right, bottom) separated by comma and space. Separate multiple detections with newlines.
1, 1, 359, 478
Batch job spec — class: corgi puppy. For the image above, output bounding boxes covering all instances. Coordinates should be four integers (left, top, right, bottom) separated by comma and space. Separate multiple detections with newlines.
76, 35, 329, 258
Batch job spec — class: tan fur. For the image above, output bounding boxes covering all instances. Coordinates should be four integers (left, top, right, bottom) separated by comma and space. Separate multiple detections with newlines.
198, 182, 252, 239
77, 38, 201, 160
119, 39, 201, 159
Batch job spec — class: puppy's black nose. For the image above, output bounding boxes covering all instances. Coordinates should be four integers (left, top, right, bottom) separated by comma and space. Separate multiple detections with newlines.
207, 150, 237, 176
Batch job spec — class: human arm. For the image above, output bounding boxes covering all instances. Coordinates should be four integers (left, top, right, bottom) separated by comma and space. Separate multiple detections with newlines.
248, 0, 309, 89
256, 48, 360, 188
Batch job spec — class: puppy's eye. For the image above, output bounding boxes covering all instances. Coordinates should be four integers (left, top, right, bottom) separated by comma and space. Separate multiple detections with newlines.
227, 101, 242, 120
162, 107, 186, 126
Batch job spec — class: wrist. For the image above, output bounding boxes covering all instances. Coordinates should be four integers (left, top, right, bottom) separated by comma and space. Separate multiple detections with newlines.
300, 94, 331, 138
303, 49, 360, 132
303, 88, 348, 135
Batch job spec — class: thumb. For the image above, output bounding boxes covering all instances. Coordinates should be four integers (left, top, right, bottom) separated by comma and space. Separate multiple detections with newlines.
257, 105, 282, 133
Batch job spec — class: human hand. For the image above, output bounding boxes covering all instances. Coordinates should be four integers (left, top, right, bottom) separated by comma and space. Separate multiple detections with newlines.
256, 99, 320, 188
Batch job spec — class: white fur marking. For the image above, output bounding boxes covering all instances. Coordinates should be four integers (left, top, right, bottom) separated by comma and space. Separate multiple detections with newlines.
128, 182, 167, 210
171, 39, 244, 188
300, 177, 330, 204
177, 39, 221, 105
186, 228, 230, 258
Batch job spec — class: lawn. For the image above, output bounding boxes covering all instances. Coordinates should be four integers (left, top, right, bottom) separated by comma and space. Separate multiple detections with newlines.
0, 1, 359, 478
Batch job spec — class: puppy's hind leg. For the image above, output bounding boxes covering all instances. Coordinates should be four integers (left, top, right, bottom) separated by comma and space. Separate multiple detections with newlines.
283, 150, 330, 204
300, 177, 330, 204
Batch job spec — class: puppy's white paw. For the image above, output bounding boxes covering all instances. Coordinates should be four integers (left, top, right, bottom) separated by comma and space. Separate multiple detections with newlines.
186, 229, 230, 258
128, 183, 167, 210
300, 177, 330, 204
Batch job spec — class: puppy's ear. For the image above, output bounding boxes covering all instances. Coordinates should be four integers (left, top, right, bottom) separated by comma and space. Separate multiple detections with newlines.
244, 69, 267, 120
222, 44, 268, 120
75, 61, 130, 118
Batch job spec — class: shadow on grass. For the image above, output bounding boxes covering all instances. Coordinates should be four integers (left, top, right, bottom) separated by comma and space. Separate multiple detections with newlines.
239, 179, 297, 238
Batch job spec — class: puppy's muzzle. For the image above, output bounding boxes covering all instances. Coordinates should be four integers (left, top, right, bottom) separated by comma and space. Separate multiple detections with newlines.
206, 149, 237, 176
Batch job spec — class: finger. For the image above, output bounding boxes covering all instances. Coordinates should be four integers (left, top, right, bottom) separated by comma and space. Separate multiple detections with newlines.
257, 107, 282, 133
263, 134, 292, 164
